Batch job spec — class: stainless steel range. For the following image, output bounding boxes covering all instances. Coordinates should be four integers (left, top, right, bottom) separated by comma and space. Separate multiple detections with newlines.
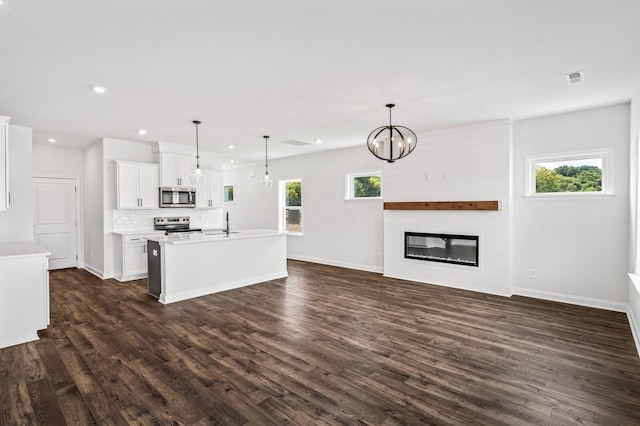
153, 216, 202, 235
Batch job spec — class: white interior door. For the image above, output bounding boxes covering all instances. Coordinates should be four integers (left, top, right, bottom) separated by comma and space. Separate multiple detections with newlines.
33, 177, 77, 269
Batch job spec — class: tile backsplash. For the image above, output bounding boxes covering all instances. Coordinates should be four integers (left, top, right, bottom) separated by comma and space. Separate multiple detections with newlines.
113, 208, 223, 232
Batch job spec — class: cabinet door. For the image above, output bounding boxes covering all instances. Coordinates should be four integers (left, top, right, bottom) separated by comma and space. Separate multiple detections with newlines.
177, 154, 195, 186
195, 172, 210, 209
209, 171, 223, 208
124, 242, 147, 277
138, 164, 159, 209
117, 163, 140, 209
160, 153, 180, 186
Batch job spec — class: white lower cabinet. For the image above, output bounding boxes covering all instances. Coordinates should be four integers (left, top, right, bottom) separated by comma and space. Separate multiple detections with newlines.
114, 233, 161, 281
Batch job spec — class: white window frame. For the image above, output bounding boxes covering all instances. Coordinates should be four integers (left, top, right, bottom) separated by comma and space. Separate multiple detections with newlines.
279, 178, 303, 235
525, 148, 614, 198
345, 170, 382, 200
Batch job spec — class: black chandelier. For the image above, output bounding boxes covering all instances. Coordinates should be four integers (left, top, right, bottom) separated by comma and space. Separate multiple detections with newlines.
366, 104, 417, 163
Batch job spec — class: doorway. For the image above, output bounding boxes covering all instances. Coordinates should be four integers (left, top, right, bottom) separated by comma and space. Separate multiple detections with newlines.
33, 177, 78, 269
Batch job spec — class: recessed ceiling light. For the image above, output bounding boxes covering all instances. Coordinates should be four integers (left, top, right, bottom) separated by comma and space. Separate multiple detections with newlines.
315, 139, 322, 144
47, 138, 56, 143
227, 144, 234, 149
90, 85, 108, 94
229, 159, 235, 163
137, 129, 147, 135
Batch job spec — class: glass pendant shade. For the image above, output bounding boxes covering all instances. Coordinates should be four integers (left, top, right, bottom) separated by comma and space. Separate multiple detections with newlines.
367, 104, 417, 163
191, 164, 204, 184
261, 135, 273, 189
190, 120, 204, 184
260, 173, 273, 189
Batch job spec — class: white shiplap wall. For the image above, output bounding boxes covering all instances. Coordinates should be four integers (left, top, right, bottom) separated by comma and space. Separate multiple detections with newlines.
383, 120, 513, 296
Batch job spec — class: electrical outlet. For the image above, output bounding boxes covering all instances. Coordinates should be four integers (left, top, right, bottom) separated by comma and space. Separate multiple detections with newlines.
425, 173, 430, 181
529, 269, 537, 279
442, 172, 448, 181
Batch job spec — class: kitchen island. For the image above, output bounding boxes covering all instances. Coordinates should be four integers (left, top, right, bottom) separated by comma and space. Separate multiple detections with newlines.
146, 229, 287, 304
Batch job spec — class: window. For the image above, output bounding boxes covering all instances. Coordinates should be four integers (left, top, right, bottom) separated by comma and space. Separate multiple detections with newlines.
224, 185, 234, 203
279, 179, 302, 235
345, 171, 382, 200
526, 149, 613, 197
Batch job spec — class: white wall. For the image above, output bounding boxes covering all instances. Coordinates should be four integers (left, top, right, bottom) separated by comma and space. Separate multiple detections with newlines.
628, 88, 640, 355
383, 120, 513, 296
0, 125, 33, 242
513, 103, 630, 311
83, 141, 104, 276
224, 145, 384, 272
33, 144, 84, 177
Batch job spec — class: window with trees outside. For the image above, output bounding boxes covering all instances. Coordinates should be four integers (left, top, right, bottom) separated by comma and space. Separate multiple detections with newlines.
224, 185, 234, 203
345, 171, 382, 200
279, 179, 302, 234
526, 149, 612, 197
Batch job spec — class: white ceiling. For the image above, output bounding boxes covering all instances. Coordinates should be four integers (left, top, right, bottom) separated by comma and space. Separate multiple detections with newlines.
1, 0, 639, 166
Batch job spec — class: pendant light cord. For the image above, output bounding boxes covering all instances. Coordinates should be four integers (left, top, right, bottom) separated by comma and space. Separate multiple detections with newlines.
193, 120, 201, 168
264, 135, 270, 176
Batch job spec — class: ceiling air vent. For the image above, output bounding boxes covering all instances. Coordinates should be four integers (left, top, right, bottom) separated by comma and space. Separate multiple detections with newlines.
565, 70, 584, 84
281, 138, 312, 146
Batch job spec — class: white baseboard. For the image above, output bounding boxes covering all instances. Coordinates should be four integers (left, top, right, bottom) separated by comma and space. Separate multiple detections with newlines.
627, 306, 640, 358
513, 287, 628, 312
159, 270, 288, 305
83, 265, 104, 279
287, 254, 383, 274
383, 272, 512, 298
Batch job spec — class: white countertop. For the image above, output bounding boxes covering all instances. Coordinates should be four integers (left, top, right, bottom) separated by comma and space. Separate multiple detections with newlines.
145, 229, 284, 245
0, 241, 51, 259
112, 230, 165, 236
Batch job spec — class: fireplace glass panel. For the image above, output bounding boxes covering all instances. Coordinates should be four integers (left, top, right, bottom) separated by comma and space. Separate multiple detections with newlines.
404, 232, 479, 267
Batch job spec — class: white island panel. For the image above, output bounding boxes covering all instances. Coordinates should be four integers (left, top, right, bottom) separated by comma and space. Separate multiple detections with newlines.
152, 230, 287, 304
0, 241, 51, 349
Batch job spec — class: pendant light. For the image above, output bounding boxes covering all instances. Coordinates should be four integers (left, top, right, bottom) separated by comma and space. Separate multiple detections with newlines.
190, 120, 204, 184
260, 135, 273, 189
366, 104, 417, 163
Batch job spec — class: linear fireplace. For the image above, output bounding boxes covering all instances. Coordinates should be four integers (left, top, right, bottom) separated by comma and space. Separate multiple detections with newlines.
404, 232, 479, 267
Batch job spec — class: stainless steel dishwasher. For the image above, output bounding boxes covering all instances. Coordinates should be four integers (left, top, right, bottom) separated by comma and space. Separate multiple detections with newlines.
147, 240, 161, 298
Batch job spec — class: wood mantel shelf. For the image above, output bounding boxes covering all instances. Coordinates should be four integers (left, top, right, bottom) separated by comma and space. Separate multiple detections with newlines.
383, 201, 500, 211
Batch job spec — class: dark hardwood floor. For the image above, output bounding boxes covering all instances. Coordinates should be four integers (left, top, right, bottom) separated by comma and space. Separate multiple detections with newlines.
1, 260, 640, 425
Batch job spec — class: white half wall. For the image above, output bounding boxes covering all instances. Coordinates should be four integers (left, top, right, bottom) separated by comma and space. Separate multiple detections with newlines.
512, 103, 630, 311
224, 145, 384, 272
383, 120, 513, 296
0, 125, 33, 242
628, 274, 640, 356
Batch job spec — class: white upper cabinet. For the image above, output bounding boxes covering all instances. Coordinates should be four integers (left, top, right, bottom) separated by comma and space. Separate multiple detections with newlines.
160, 153, 196, 187
116, 161, 159, 209
0, 116, 10, 211
195, 170, 222, 209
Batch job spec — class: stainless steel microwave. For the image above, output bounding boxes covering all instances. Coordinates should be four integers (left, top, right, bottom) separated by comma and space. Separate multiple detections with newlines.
159, 187, 196, 208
